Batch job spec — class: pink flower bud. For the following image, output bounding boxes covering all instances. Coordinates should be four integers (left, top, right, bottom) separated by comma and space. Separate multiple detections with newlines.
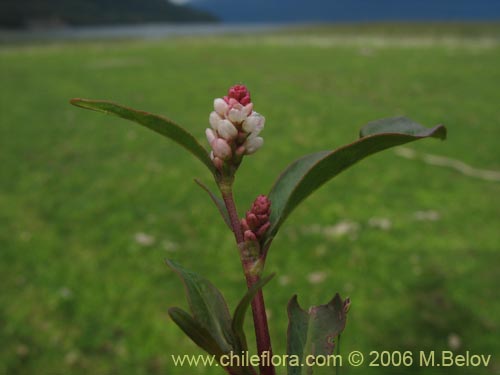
241, 218, 250, 232
214, 98, 228, 117
244, 136, 263, 155
256, 214, 269, 222
213, 156, 224, 170
227, 98, 239, 106
242, 112, 265, 135
205, 128, 216, 144
211, 138, 232, 160
217, 119, 238, 140
252, 195, 271, 215
235, 145, 246, 156
244, 230, 257, 242
240, 95, 251, 106
256, 222, 271, 238
225, 84, 251, 105
244, 103, 254, 116
209, 111, 222, 130
246, 213, 259, 230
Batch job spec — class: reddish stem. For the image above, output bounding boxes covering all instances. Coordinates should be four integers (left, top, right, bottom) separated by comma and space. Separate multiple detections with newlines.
221, 187, 276, 375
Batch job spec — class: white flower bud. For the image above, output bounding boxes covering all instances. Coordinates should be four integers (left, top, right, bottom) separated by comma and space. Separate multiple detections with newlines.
242, 112, 265, 135
217, 119, 238, 140
209, 111, 222, 130
212, 138, 232, 160
227, 104, 248, 124
205, 128, 216, 144
244, 103, 254, 116
214, 98, 228, 117
244, 136, 263, 155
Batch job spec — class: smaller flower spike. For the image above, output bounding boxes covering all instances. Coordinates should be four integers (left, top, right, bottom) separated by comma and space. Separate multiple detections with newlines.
206, 84, 265, 175
241, 195, 272, 242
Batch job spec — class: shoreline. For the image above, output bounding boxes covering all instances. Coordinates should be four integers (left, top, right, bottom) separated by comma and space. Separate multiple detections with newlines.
0, 22, 293, 43
1, 21, 499, 45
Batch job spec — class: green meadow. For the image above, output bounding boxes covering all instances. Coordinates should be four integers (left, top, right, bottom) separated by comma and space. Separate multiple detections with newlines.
1, 24, 499, 374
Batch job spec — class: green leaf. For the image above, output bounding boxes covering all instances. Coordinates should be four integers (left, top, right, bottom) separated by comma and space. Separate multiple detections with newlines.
266, 117, 446, 243
232, 274, 274, 352
168, 308, 256, 375
194, 178, 231, 229
166, 259, 235, 353
168, 307, 226, 357
287, 294, 348, 375
360, 116, 447, 138
167, 261, 258, 375
287, 296, 309, 375
70, 98, 215, 173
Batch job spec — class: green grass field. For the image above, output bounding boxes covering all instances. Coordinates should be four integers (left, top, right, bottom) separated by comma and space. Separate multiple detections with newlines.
1, 24, 499, 374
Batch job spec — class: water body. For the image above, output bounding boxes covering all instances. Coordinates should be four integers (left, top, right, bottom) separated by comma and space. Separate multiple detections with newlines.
0, 23, 290, 43
193, 0, 500, 23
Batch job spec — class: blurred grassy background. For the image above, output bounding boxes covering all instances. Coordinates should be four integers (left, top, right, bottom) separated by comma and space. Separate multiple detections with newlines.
1, 24, 499, 374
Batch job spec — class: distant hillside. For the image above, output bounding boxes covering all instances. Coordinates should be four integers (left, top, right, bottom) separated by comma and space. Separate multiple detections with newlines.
191, 0, 500, 23
0, 0, 217, 29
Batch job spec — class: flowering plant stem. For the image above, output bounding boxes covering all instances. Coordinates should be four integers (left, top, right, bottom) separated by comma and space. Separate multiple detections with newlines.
220, 182, 275, 375
70, 83, 447, 375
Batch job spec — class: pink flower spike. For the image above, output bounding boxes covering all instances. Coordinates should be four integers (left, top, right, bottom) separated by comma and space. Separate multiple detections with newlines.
240, 195, 272, 243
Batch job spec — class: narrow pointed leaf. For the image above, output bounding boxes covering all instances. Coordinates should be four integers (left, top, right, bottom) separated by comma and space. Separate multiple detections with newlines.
168, 307, 225, 357
194, 178, 231, 229
232, 274, 274, 352
287, 294, 348, 375
266, 117, 446, 243
166, 259, 235, 353
70, 98, 215, 173
169, 308, 257, 375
